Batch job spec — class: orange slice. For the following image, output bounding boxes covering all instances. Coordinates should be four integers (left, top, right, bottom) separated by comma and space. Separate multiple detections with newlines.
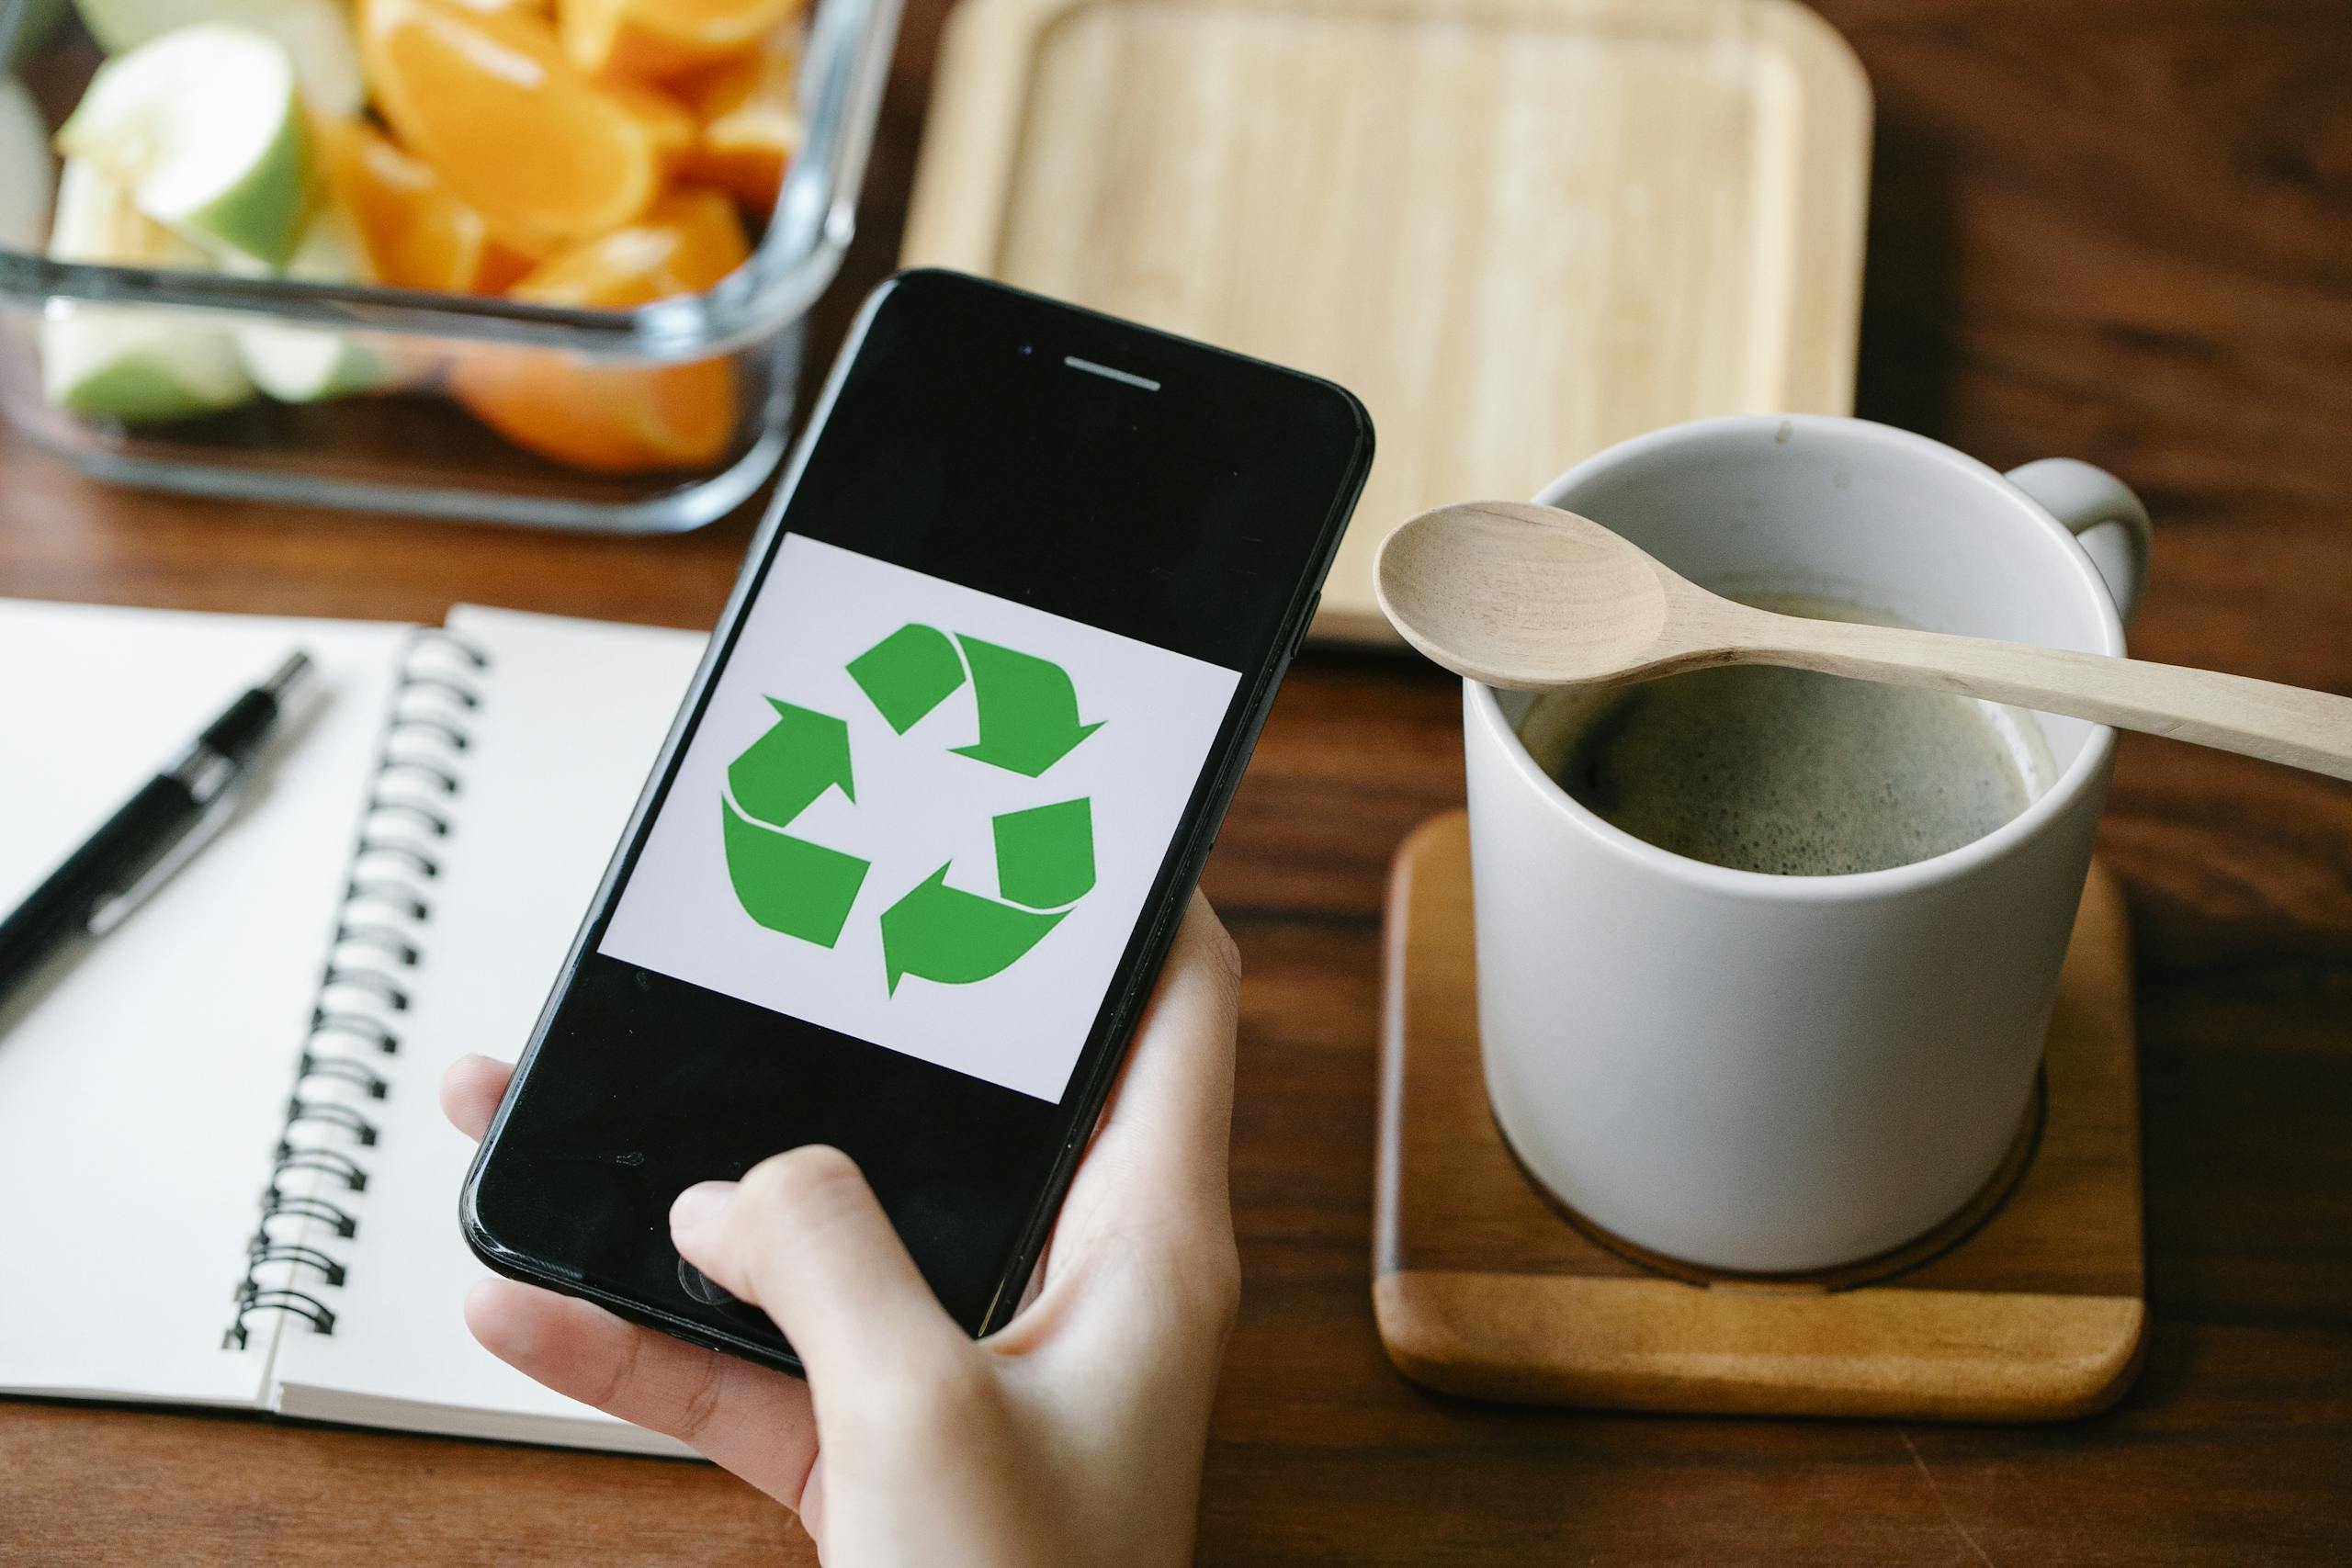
448, 187, 749, 471
453, 346, 740, 471
357, 0, 690, 250
606, 76, 699, 166
318, 118, 537, 294
559, 0, 799, 85
683, 27, 800, 215
505, 184, 750, 305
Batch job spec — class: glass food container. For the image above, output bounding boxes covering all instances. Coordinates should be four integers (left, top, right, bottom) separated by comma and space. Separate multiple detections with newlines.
0, 0, 899, 530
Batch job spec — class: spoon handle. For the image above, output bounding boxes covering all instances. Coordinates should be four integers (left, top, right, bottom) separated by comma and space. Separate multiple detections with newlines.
1744, 614, 2352, 782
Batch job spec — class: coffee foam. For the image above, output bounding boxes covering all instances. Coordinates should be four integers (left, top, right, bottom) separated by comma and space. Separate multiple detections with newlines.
1522, 594, 2054, 877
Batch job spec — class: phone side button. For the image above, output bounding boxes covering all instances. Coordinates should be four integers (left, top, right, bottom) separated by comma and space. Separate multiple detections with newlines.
678, 1258, 739, 1307
1290, 592, 1321, 658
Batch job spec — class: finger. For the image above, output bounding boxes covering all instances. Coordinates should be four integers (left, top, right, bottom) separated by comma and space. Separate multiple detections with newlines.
670, 1148, 967, 1393
464, 1278, 820, 1506
1087, 893, 1241, 1196
440, 1054, 514, 1143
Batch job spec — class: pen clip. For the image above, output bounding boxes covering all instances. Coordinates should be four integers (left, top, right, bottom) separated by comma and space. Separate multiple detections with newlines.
86, 771, 252, 938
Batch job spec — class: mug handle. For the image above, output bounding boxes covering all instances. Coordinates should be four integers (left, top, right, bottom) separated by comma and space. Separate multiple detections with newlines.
2004, 457, 2153, 627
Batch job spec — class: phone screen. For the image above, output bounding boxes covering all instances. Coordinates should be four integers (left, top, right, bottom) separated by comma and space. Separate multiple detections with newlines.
466, 273, 1370, 1359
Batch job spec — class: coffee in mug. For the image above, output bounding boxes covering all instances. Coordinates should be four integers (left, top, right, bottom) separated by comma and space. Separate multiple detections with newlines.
1465, 416, 2153, 1274
1519, 594, 2055, 877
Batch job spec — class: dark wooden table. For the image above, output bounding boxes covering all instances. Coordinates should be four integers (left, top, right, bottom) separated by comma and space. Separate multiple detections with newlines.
5, 1, 2348, 1562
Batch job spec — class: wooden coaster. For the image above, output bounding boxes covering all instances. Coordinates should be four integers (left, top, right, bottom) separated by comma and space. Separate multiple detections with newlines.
1374, 812, 2147, 1420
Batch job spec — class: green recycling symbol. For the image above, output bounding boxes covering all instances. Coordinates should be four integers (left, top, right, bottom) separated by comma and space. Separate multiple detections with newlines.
718, 625, 1101, 994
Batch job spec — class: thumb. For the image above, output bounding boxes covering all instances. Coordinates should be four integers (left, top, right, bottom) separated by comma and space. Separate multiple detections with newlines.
671, 1146, 967, 1391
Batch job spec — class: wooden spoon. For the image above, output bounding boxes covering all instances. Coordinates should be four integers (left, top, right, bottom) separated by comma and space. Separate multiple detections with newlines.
1374, 500, 2352, 782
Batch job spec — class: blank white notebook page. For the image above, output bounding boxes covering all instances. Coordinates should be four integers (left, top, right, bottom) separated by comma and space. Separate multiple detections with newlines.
0, 600, 409, 1405
269, 606, 706, 1450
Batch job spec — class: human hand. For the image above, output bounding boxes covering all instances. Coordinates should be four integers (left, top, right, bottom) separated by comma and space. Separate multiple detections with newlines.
440, 894, 1244, 1566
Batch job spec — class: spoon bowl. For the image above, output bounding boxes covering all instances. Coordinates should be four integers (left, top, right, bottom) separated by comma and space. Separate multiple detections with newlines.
1374, 501, 1683, 690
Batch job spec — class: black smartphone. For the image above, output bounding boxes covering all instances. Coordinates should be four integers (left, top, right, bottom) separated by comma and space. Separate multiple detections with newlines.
462, 270, 1372, 1372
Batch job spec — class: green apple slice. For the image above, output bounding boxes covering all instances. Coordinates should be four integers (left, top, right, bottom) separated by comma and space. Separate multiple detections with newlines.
238, 204, 399, 402
41, 156, 253, 422
71, 0, 362, 116
0, 77, 51, 252
57, 23, 311, 269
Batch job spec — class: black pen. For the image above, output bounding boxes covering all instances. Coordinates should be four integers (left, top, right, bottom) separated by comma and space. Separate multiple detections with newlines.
0, 649, 315, 1004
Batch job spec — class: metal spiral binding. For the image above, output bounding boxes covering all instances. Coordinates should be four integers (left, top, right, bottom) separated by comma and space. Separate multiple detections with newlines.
223, 627, 491, 1351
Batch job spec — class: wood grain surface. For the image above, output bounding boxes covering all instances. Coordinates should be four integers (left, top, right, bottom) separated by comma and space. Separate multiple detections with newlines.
902, 0, 1871, 642
3, 0, 2349, 1562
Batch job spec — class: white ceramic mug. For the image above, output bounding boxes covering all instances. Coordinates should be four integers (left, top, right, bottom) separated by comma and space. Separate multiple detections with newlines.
1464, 414, 2151, 1274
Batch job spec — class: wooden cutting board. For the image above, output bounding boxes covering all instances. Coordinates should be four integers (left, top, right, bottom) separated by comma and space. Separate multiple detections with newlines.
902, 0, 1872, 641
1374, 812, 2148, 1419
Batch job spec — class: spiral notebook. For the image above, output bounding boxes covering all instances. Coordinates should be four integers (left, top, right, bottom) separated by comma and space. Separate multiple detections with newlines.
0, 597, 707, 1455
